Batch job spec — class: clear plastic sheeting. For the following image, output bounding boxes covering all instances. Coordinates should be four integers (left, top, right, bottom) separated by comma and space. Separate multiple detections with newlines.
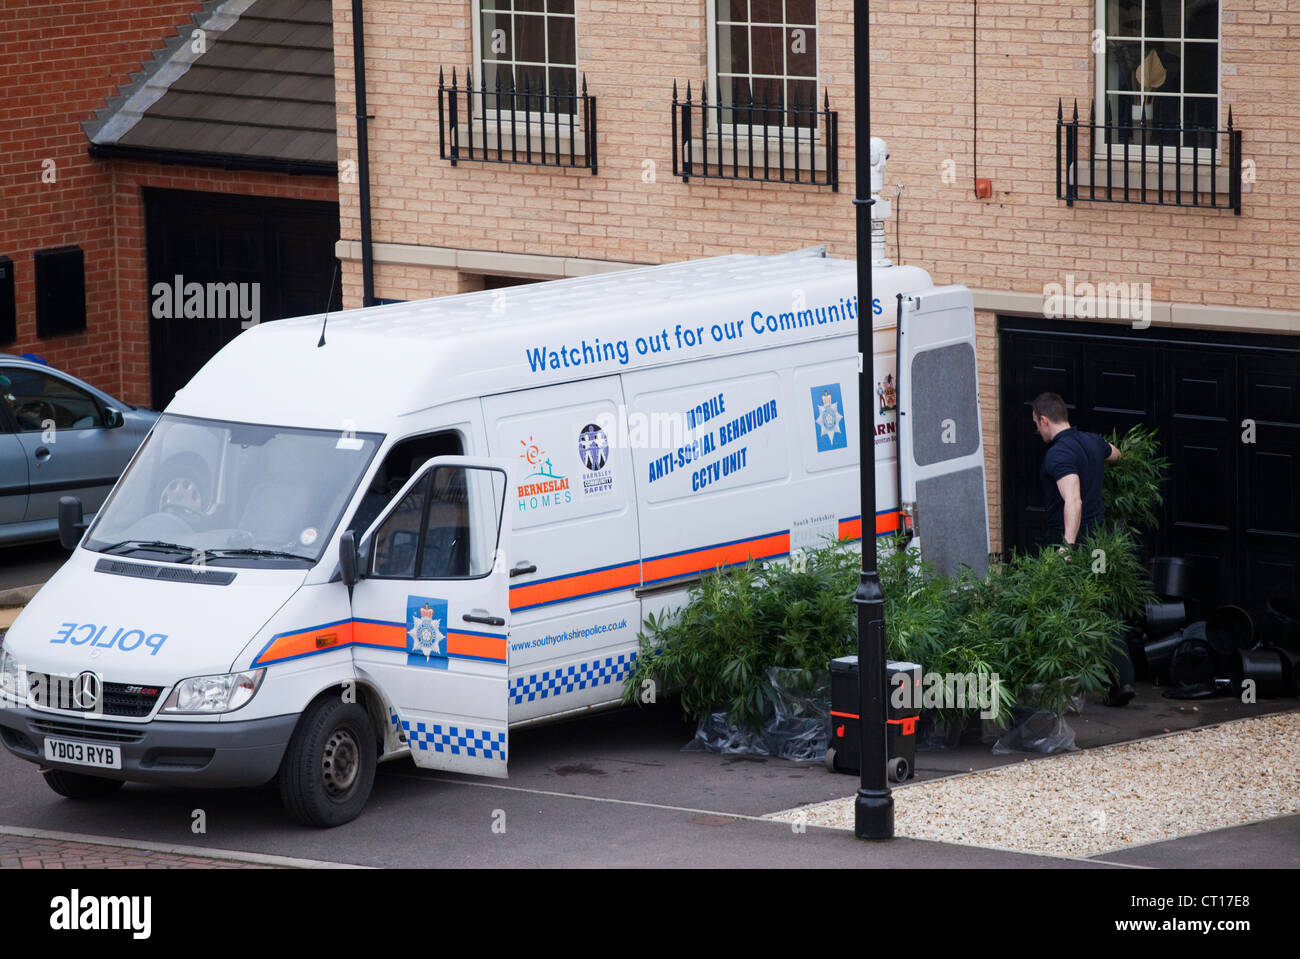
682, 667, 831, 762
992, 708, 1078, 754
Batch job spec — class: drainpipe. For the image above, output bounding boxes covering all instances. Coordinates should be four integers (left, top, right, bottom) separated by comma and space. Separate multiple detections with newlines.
352, 0, 376, 307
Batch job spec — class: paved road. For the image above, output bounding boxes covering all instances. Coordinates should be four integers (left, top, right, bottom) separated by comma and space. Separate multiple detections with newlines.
0, 540, 65, 594
0, 701, 1101, 868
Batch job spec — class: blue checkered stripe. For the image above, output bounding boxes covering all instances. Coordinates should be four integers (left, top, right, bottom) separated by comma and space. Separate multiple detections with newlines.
388, 710, 505, 761
509, 652, 638, 705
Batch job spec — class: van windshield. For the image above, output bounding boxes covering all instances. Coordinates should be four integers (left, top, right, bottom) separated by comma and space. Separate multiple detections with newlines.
85, 415, 382, 566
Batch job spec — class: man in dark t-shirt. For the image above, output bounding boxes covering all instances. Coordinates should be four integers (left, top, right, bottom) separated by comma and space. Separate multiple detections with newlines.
1032, 392, 1121, 546
1031, 392, 1133, 707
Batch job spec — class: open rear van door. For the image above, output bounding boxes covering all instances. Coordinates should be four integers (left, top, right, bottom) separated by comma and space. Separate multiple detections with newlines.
896, 285, 990, 578
350, 456, 512, 778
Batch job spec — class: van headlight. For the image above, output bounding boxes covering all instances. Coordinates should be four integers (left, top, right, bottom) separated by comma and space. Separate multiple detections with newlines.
0, 645, 27, 705
161, 669, 265, 713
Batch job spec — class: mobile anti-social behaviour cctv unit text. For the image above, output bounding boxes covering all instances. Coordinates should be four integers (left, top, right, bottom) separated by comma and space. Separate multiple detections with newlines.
0, 247, 988, 826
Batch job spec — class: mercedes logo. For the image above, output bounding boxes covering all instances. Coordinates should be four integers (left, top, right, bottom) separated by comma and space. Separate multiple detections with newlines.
71, 671, 101, 711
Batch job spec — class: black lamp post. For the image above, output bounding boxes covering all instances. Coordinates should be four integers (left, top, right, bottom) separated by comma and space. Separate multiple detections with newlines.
852, 0, 893, 840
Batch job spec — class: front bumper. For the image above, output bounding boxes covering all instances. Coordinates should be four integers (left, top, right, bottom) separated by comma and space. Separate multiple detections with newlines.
0, 706, 298, 787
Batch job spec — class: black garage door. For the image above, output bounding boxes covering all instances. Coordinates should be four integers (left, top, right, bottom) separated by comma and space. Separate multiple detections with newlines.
1000, 317, 1300, 619
145, 188, 341, 409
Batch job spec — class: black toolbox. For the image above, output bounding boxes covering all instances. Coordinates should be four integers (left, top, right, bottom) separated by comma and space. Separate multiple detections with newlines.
827, 656, 921, 781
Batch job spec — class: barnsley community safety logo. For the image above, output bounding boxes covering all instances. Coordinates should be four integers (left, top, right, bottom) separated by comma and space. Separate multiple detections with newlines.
578, 423, 613, 497
811, 383, 847, 452
405, 597, 450, 669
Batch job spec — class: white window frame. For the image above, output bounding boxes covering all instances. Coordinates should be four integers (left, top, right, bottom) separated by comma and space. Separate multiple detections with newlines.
469, 0, 582, 126
1092, 0, 1221, 164
705, 0, 821, 140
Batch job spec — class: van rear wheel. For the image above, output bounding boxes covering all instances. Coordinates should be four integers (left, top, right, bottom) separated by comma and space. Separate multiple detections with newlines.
279, 696, 376, 828
42, 768, 124, 799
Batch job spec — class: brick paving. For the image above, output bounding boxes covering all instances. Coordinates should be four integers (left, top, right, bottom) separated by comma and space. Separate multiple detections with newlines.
0, 833, 282, 869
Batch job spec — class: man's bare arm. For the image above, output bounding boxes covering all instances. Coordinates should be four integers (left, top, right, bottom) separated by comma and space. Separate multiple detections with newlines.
1057, 473, 1083, 544
1105, 442, 1122, 464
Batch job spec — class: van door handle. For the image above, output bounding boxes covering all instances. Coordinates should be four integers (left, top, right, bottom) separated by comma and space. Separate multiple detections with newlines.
509, 563, 537, 578
463, 611, 506, 627
34, 447, 52, 462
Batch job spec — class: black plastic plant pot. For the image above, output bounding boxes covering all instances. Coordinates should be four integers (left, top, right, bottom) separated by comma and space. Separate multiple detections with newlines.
1126, 627, 1150, 681
1278, 649, 1300, 697
1233, 647, 1288, 699
1170, 638, 1217, 690
1265, 596, 1300, 651
1148, 556, 1191, 600
1142, 629, 1185, 684
1207, 605, 1255, 654
1145, 601, 1187, 639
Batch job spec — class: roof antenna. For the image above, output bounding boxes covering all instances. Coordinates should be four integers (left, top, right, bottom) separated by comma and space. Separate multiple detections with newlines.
317, 260, 340, 348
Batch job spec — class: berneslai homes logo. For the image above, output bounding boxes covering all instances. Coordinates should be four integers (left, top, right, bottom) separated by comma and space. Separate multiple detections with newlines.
517, 436, 571, 513
1042, 273, 1152, 330
151, 274, 261, 329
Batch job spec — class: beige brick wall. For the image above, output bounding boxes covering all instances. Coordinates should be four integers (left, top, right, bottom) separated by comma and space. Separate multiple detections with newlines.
332, 0, 1299, 548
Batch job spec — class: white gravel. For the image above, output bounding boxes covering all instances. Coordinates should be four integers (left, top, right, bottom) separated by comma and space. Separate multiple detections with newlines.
767, 711, 1300, 858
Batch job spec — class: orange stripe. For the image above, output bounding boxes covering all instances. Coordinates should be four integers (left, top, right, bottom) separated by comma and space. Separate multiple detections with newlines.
447, 630, 507, 662
509, 562, 640, 610
838, 513, 901, 541
255, 621, 357, 665
642, 531, 790, 583
352, 620, 405, 651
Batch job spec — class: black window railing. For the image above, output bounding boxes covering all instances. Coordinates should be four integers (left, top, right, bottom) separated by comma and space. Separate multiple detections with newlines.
438, 68, 597, 174
1057, 99, 1242, 215
671, 81, 838, 190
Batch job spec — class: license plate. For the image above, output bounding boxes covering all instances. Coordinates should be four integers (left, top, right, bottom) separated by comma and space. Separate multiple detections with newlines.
43, 737, 122, 769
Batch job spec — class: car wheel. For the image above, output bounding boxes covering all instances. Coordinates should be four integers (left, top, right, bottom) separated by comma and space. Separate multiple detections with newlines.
279, 696, 376, 828
42, 768, 125, 799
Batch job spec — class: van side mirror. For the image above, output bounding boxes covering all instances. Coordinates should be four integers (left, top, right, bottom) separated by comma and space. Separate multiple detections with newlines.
102, 407, 125, 428
340, 530, 360, 587
58, 496, 87, 550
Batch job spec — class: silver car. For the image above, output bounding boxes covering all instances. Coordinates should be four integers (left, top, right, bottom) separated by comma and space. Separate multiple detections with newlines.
0, 355, 158, 546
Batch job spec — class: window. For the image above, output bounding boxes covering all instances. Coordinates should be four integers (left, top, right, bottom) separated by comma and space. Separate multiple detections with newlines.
710, 0, 819, 130
371, 463, 506, 581
476, 0, 578, 115
1098, 0, 1219, 152
0, 367, 101, 432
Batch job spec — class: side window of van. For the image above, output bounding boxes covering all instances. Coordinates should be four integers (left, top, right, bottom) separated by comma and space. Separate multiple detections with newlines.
372, 474, 429, 578
370, 465, 506, 580
349, 430, 463, 537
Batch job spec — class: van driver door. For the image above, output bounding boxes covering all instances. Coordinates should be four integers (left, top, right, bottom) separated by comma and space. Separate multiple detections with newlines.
350, 455, 512, 778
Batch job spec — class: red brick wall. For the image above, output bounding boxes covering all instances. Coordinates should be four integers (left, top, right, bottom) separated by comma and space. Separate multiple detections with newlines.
0, 2, 338, 407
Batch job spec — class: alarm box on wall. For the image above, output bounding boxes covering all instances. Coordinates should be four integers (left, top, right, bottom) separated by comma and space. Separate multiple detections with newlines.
0, 256, 14, 344
34, 245, 87, 338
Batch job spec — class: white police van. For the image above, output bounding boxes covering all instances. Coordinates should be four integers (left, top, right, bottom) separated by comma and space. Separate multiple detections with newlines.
0, 247, 988, 826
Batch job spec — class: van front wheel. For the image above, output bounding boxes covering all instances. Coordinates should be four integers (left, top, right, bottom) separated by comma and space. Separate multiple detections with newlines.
279, 697, 376, 827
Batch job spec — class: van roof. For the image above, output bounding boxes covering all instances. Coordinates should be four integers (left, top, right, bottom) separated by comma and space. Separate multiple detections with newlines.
169, 250, 932, 433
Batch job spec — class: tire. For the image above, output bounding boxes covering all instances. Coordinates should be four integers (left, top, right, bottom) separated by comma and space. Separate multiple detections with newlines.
42, 768, 124, 799
279, 697, 376, 828
887, 756, 910, 783
824, 747, 837, 773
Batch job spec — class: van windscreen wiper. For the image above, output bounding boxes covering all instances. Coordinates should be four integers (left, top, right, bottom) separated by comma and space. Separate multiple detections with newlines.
208, 548, 313, 562
99, 540, 215, 564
